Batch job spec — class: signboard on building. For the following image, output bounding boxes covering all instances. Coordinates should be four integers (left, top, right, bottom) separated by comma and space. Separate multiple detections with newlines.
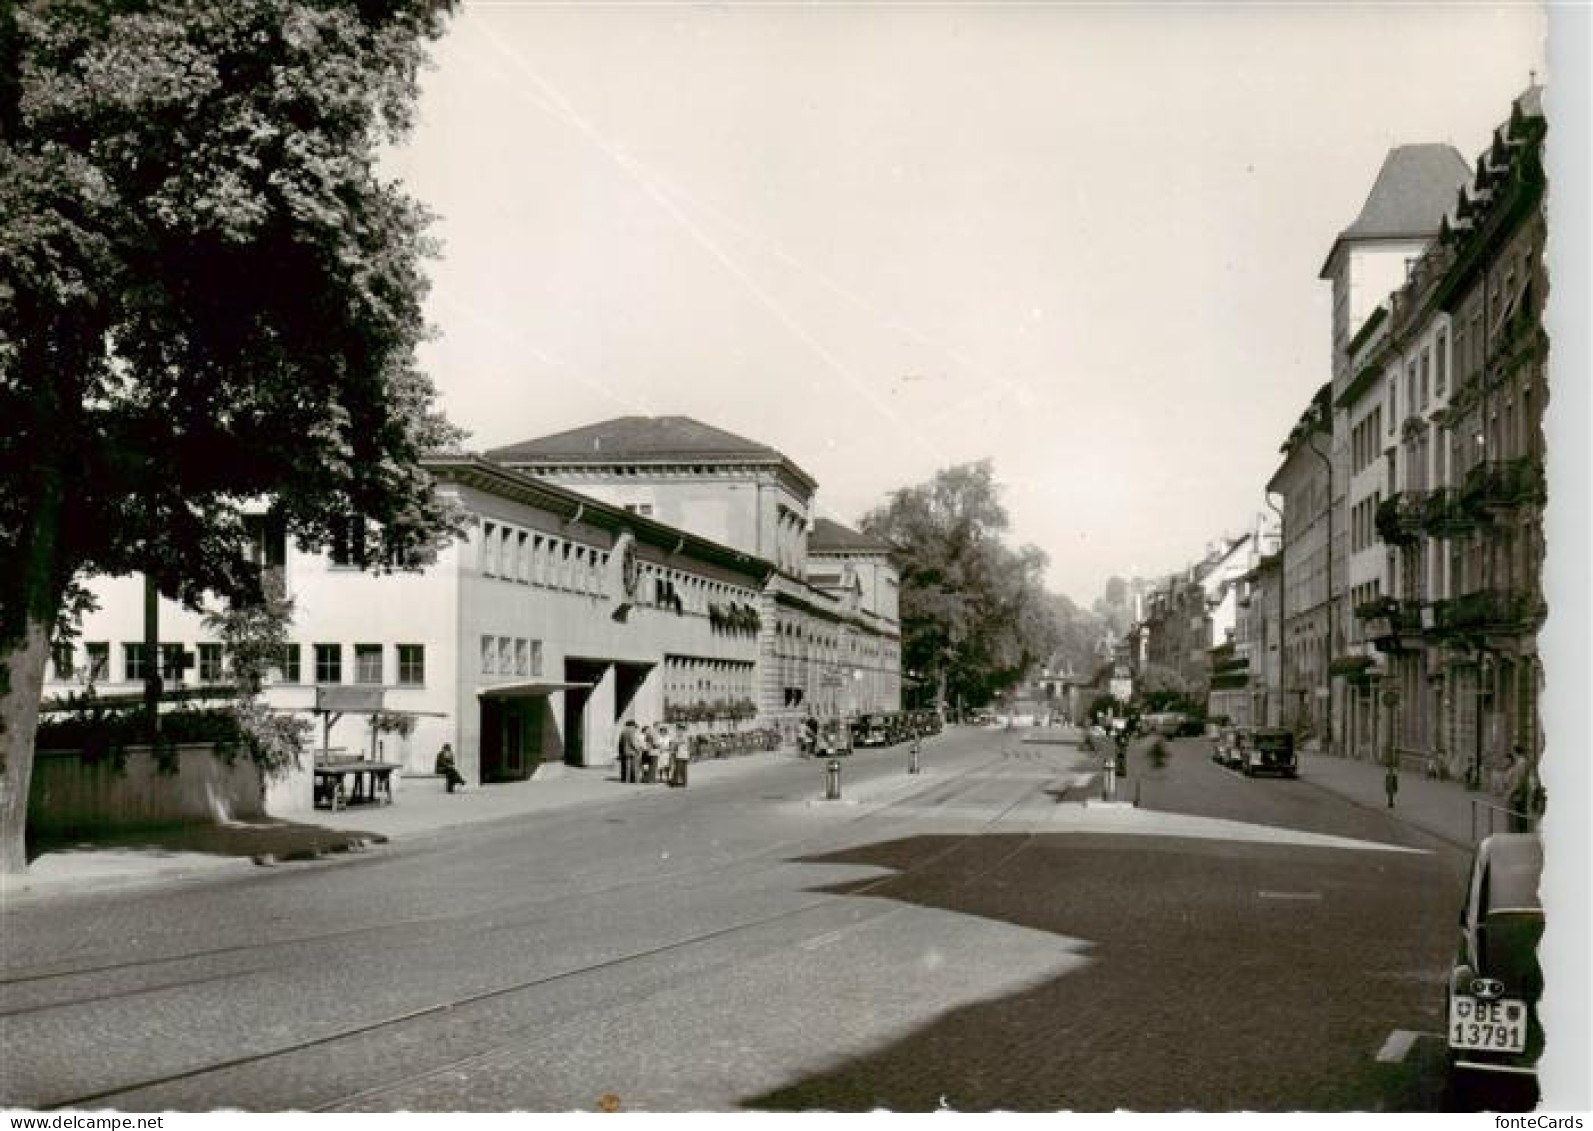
315, 686, 385, 713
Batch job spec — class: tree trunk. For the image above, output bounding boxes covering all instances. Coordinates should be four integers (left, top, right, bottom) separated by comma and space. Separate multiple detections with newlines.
0, 615, 53, 873
0, 473, 68, 874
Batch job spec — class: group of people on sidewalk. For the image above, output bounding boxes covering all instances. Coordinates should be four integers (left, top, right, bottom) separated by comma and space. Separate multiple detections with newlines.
616, 719, 690, 788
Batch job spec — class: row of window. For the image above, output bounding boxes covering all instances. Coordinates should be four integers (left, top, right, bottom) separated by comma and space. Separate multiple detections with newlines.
1381, 326, 1451, 439
479, 520, 759, 614
50, 641, 427, 687
662, 655, 755, 705
1350, 407, 1384, 476
1349, 492, 1384, 554
480, 635, 545, 678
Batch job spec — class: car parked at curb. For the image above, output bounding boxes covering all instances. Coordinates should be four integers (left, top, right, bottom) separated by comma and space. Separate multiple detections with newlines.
1212, 726, 1242, 768
1239, 727, 1297, 777
1445, 832, 1543, 1101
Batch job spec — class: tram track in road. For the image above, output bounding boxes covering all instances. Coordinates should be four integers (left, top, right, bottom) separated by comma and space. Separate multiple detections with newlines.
4, 734, 1064, 1023
35, 737, 1066, 1112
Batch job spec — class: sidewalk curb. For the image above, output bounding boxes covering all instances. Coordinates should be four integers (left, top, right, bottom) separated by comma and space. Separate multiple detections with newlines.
1295, 764, 1472, 850
251, 833, 390, 867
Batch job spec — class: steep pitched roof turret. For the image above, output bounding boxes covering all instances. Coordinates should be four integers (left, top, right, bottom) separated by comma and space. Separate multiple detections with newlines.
1319, 144, 1472, 278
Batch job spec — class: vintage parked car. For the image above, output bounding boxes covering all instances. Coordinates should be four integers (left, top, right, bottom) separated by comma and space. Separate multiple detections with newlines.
816, 718, 851, 756
856, 714, 890, 747
1212, 726, 1240, 766
1240, 727, 1297, 777
1446, 833, 1543, 1098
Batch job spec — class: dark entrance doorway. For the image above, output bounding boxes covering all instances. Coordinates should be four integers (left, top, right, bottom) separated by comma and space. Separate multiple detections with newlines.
564, 659, 610, 767
613, 661, 651, 725
479, 696, 544, 782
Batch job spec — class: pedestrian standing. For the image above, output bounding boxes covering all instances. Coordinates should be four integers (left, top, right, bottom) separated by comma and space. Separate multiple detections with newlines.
669, 726, 690, 788
1505, 745, 1535, 833
639, 725, 658, 784
618, 720, 640, 784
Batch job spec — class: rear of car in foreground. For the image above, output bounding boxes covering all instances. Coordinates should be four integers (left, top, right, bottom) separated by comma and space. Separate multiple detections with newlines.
1446, 832, 1543, 1109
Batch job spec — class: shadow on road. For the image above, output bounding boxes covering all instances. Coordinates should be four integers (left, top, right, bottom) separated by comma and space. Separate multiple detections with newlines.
27, 819, 382, 864
746, 831, 1458, 1113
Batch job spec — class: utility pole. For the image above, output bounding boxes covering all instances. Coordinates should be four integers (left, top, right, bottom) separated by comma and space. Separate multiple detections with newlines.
143, 573, 162, 738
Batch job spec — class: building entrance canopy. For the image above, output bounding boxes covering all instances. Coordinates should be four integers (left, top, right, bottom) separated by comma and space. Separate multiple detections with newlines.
476, 680, 595, 700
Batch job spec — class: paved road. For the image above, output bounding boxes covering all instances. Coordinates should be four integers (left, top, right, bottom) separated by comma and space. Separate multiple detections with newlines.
0, 727, 1514, 1112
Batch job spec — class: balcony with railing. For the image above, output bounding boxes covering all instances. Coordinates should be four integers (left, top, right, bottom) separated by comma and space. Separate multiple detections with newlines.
1374, 492, 1428, 546
1430, 587, 1545, 639
1461, 457, 1547, 516
1420, 489, 1477, 538
1353, 597, 1427, 651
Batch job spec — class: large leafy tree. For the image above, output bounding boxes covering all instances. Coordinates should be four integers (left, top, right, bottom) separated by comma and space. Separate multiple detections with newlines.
860, 461, 1059, 709
0, 0, 460, 872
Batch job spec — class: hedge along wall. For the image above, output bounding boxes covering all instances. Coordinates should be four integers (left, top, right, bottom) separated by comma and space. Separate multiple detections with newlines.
28, 744, 268, 838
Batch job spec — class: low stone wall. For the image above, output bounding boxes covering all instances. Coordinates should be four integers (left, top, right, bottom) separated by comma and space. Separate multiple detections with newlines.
29, 744, 268, 838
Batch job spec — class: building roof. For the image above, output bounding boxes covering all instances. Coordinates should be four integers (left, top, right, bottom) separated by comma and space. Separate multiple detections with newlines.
491, 415, 776, 463
808, 517, 893, 554
1319, 144, 1471, 278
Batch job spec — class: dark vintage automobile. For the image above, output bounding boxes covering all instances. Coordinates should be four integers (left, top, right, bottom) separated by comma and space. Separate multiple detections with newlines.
1446, 832, 1543, 1099
854, 714, 889, 747
1239, 726, 1297, 777
1212, 726, 1242, 768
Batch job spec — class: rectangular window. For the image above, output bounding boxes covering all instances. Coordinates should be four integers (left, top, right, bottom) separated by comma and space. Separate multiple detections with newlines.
1419, 349, 1430, 408
355, 643, 383, 685
330, 517, 368, 568
199, 642, 224, 683
85, 642, 110, 682
51, 642, 74, 681
517, 532, 530, 582
514, 638, 529, 677
1435, 330, 1448, 394
397, 644, 425, 686
124, 643, 149, 682
315, 643, 342, 684
481, 635, 496, 675
160, 644, 186, 683
244, 513, 287, 571
531, 639, 544, 677
498, 635, 513, 676
279, 643, 301, 684
482, 522, 498, 576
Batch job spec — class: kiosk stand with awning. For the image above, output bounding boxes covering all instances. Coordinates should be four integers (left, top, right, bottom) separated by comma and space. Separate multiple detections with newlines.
311, 685, 445, 809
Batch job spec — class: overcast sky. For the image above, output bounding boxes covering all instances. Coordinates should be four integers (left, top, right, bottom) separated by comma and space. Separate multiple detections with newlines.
386, 1, 1548, 606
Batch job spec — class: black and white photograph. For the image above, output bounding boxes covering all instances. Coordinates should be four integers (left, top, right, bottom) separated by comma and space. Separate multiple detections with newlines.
1, 0, 1589, 1117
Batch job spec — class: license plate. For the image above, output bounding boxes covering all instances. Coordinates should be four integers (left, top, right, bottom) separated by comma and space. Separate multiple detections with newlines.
1449, 995, 1529, 1052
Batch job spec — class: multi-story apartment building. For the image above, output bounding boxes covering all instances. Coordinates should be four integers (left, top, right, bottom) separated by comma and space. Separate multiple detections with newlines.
1266, 385, 1336, 742
1136, 534, 1260, 716
1230, 550, 1284, 727
1334, 300, 1397, 761
1318, 142, 1473, 756
1349, 87, 1547, 787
